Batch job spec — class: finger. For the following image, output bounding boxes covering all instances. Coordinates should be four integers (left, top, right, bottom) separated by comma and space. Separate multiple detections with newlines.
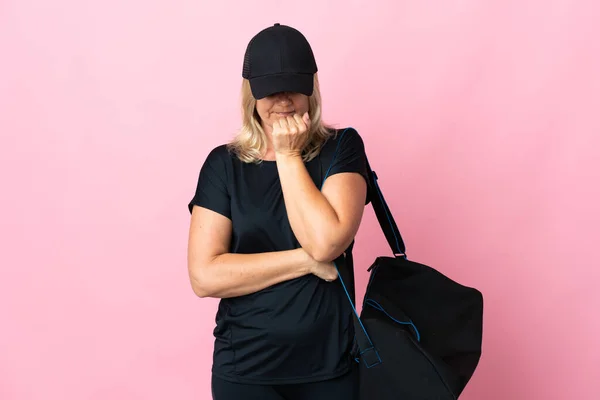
286, 116, 298, 133
303, 112, 311, 127
293, 113, 307, 131
277, 116, 288, 132
303, 112, 312, 132
272, 118, 282, 134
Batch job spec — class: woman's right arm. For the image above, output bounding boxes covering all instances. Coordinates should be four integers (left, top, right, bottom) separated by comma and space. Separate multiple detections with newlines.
187, 205, 336, 298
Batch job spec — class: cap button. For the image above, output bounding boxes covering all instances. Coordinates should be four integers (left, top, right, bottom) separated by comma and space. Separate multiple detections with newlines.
274, 23, 280, 26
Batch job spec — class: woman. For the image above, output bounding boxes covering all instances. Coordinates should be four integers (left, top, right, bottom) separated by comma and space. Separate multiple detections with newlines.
187, 23, 369, 400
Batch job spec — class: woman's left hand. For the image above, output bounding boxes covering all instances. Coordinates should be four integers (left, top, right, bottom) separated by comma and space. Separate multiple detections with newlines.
272, 112, 312, 157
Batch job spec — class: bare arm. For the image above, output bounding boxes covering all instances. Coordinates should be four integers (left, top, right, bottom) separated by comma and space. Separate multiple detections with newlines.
187, 205, 336, 298
275, 153, 367, 262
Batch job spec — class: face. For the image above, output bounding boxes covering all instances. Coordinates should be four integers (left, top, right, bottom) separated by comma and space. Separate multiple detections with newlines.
255, 91, 310, 131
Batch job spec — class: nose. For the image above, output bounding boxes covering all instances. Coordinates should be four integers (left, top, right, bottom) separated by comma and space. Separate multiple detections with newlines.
272, 91, 292, 103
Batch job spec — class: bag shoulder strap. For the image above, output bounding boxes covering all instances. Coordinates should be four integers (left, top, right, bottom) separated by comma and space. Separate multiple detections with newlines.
364, 156, 407, 258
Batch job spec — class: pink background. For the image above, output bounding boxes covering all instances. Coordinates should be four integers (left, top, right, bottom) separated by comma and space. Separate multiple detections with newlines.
1, 0, 599, 399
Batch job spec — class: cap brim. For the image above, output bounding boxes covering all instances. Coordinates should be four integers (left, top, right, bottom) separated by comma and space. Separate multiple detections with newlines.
249, 73, 314, 99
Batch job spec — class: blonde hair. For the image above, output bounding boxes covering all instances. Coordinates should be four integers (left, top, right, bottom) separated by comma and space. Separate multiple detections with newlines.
227, 74, 334, 163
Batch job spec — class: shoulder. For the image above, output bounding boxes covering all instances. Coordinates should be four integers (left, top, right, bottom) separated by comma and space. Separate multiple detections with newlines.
320, 127, 366, 156
196, 144, 236, 184
205, 144, 234, 163
201, 144, 238, 172
339, 127, 365, 147
189, 144, 234, 215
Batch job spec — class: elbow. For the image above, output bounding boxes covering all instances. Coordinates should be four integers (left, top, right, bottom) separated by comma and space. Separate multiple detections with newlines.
312, 250, 341, 263
309, 240, 345, 263
190, 277, 211, 298
308, 231, 355, 263
191, 281, 211, 298
306, 222, 355, 262
188, 265, 214, 298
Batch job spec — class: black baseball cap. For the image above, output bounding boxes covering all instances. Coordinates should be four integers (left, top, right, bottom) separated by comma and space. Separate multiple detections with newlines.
242, 23, 318, 99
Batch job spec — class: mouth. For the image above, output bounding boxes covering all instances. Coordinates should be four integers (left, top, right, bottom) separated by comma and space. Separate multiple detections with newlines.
274, 111, 295, 117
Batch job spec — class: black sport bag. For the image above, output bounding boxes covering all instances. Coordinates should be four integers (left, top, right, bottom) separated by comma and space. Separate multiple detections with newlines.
332, 156, 484, 399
